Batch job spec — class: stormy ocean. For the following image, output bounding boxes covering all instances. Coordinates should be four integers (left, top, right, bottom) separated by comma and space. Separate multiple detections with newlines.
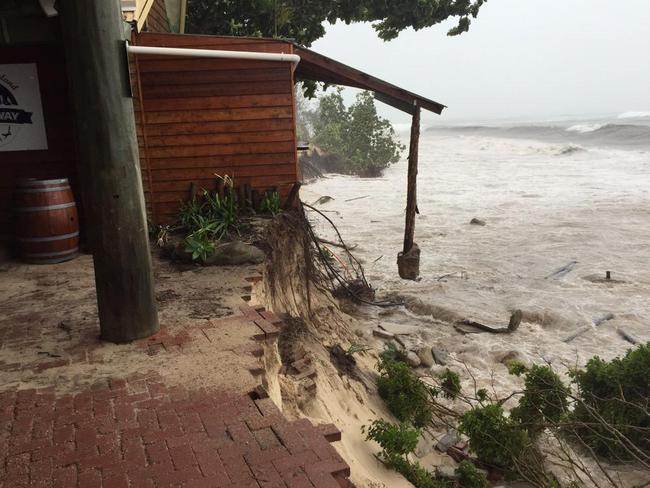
304, 111, 650, 402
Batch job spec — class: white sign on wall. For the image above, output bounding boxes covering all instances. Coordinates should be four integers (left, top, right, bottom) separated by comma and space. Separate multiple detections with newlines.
0, 63, 48, 151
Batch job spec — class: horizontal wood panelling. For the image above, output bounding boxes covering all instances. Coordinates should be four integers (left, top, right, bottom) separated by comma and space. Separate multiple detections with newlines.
141, 118, 294, 137
142, 106, 293, 124
141, 93, 292, 112
144, 152, 296, 169
149, 163, 296, 182
141, 80, 289, 99
135, 58, 283, 73
146, 129, 294, 148
134, 32, 298, 224
146, 141, 296, 159
139, 67, 288, 86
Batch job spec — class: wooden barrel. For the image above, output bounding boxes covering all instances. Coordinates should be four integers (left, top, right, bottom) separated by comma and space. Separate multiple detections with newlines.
13, 178, 79, 264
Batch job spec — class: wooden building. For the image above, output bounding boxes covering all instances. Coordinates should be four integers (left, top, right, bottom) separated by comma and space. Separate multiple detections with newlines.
0, 0, 444, 339
131, 33, 300, 224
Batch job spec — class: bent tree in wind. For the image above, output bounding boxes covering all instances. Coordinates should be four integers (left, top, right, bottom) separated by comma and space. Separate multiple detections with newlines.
186, 0, 487, 46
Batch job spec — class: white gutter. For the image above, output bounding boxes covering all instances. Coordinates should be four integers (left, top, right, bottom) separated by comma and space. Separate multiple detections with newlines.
126, 42, 300, 66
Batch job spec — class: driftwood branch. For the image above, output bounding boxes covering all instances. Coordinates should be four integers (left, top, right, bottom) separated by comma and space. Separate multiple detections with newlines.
546, 260, 578, 280
455, 310, 523, 334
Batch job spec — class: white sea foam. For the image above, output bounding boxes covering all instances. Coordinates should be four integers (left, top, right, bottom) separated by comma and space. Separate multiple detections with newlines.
566, 123, 606, 133
617, 110, 650, 119
305, 131, 649, 406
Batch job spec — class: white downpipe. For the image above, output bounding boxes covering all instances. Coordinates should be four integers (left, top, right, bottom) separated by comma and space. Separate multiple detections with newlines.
126, 43, 300, 66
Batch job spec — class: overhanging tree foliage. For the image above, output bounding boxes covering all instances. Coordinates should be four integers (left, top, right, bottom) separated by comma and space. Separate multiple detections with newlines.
186, 0, 487, 46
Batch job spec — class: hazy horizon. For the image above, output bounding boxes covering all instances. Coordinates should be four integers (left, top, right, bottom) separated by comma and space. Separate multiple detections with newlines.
310, 0, 650, 125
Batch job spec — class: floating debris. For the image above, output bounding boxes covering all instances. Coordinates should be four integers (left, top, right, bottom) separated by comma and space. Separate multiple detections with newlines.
469, 217, 486, 226
546, 260, 578, 280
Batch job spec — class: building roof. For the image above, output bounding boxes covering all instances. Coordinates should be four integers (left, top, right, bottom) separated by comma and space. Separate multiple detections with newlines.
293, 45, 445, 115
121, 0, 186, 33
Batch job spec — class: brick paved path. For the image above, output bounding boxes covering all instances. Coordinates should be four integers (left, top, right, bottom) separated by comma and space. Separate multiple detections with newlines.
0, 373, 349, 487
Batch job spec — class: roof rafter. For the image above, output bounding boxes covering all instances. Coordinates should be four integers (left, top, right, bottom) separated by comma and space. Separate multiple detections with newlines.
293, 45, 445, 115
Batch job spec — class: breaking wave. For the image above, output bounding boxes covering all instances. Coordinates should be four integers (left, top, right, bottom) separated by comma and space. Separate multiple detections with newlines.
429, 118, 650, 149
617, 111, 650, 119
566, 123, 606, 133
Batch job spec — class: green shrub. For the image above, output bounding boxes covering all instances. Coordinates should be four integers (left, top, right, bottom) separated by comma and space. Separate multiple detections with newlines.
377, 355, 434, 428
507, 360, 528, 376
184, 233, 215, 262
179, 176, 239, 241
389, 457, 454, 488
364, 419, 453, 488
459, 404, 531, 471
440, 369, 461, 400
363, 420, 419, 459
177, 176, 241, 261
455, 460, 489, 488
511, 365, 569, 437
260, 191, 281, 215
570, 343, 650, 460
379, 342, 409, 364
202, 187, 237, 233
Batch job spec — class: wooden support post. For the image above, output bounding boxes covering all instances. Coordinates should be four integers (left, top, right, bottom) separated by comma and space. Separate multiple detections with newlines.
397, 105, 421, 280
59, 0, 159, 342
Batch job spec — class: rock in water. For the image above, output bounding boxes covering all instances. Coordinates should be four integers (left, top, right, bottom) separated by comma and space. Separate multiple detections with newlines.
470, 218, 486, 226
416, 347, 435, 368
406, 351, 421, 368
431, 347, 449, 365
203, 241, 265, 266
494, 350, 522, 366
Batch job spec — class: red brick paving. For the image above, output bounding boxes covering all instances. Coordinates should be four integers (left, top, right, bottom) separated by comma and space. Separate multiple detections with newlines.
1, 265, 351, 488
0, 372, 349, 487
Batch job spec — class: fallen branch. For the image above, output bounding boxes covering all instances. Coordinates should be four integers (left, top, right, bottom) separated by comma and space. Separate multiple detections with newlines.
436, 271, 468, 281
563, 325, 592, 343
455, 310, 522, 334
564, 313, 615, 343
617, 328, 641, 345
344, 195, 369, 202
593, 313, 615, 327
546, 260, 578, 280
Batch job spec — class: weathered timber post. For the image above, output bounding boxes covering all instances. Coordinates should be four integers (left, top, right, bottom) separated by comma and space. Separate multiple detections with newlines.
397, 104, 421, 280
59, 0, 159, 342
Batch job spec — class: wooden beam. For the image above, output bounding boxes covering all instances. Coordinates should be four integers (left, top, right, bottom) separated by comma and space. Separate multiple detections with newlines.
403, 105, 421, 254
374, 92, 417, 115
59, 0, 159, 343
294, 47, 445, 115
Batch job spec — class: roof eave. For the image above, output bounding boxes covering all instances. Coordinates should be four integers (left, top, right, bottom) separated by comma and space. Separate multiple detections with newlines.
293, 45, 446, 115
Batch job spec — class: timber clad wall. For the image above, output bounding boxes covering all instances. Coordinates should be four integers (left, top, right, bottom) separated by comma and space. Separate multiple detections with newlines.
145, 0, 170, 33
132, 33, 298, 224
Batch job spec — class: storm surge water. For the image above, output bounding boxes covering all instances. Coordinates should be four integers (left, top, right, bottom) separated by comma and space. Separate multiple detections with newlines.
304, 112, 650, 404
429, 111, 650, 150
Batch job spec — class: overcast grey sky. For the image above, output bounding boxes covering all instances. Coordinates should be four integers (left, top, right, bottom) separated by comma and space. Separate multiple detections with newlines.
310, 0, 650, 125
